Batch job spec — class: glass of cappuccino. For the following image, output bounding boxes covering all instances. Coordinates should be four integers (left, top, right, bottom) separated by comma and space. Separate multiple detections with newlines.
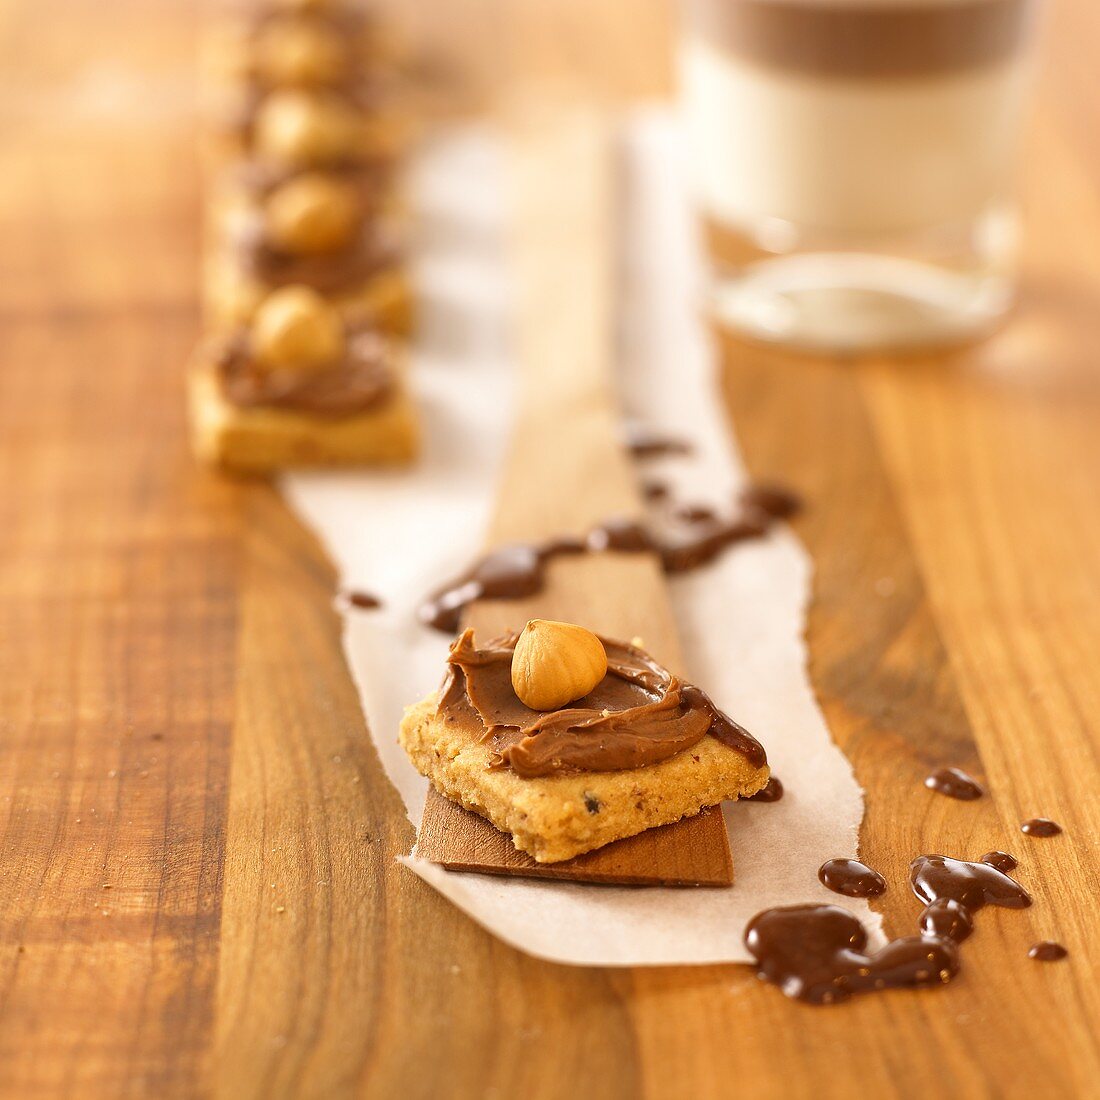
680, 0, 1042, 353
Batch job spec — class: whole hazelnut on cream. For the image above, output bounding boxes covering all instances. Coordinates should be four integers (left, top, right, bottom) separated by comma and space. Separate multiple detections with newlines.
250, 285, 344, 372
254, 90, 359, 166
256, 21, 346, 85
265, 173, 358, 254
511, 620, 608, 711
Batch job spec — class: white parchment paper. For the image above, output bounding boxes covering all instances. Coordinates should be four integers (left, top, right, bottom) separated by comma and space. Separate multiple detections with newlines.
284, 113, 883, 966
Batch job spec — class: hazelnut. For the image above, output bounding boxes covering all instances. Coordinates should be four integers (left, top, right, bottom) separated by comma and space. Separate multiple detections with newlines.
254, 90, 360, 166
250, 285, 344, 372
255, 21, 347, 85
266, 173, 359, 254
511, 620, 608, 711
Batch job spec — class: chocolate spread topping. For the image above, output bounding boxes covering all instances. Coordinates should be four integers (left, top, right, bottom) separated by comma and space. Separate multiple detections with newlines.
232, 211, 401, 294
818, 858, 887, 898
214, 326, 393, 417
925, 766, 984, 801
436, 629, 767, 778
1021, 817, 1062, 837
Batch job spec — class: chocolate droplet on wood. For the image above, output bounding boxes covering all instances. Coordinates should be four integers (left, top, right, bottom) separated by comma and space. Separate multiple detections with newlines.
818, 858, 887, 898
924, 766, 984, 800
980, 850, 1018, 873
1028, 941, 1067, 962
1021, 818, 1062, 838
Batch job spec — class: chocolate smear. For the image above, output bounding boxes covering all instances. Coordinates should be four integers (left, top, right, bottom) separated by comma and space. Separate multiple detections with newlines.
1021, 818, 1062, 837
925, 766, 984, 801
746, 776, 784, 803
818, 858, 887, 898
1028, 941, 1068, 962
744, 905, 959, 1005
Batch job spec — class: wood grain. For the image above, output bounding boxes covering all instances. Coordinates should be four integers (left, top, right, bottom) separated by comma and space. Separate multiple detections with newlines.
415, 110, 733, 887
0, 0, 1098, 1098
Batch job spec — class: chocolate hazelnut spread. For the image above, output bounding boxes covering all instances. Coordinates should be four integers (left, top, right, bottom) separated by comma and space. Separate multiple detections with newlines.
232, 211, 401, 294
436, 629, 767, 778
687, 0, 1036, 79
214, 326, 394, 416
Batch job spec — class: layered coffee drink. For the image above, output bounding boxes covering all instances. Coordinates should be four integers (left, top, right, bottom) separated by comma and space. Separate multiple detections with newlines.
680, 0, 1041, 352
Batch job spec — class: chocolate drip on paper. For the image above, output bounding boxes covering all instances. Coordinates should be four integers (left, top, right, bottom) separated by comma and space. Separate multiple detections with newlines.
419, 483, 797, 634
818, 858, 887, 899
746, 775, 783, 803
436, 629, 767, 777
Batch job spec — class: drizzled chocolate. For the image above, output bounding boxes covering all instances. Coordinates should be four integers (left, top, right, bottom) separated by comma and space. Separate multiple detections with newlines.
818, 858, 886, 898
745, 905, 959, 1005
748, 853, 1034, 1005
910, 854, 1031, 913
231, 211, 401, 294
214, 325, 393, 417
436, 629, 767, 778
746, 775, 783, 803
419, 483, 796, 633
1021, 818, 1062, 837
925, 766, 984, 801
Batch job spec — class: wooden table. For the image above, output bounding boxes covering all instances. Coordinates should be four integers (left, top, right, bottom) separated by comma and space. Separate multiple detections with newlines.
1, 1, 1097, 1096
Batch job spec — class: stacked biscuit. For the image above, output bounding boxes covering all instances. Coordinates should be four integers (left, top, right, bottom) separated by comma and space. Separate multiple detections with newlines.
190, 0, 418, 472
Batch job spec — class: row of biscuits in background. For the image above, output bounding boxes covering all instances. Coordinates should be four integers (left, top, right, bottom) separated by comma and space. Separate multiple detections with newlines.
189, 0, 420, 472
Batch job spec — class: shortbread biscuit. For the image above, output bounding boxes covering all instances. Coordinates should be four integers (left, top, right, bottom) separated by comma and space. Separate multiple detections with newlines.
188, 356, 417, 472
400, 695, 768, 863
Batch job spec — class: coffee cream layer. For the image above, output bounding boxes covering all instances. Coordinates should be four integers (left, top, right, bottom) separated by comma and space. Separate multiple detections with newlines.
681, 0, 1035, 239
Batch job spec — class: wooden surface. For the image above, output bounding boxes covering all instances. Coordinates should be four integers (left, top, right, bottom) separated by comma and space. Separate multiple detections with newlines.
0, 1, 1098, 1098
415, 111, 733, 887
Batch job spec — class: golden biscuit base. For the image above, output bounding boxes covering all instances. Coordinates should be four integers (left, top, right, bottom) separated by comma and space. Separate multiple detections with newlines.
399, 695, 770, 863
187, 356, 418, 473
